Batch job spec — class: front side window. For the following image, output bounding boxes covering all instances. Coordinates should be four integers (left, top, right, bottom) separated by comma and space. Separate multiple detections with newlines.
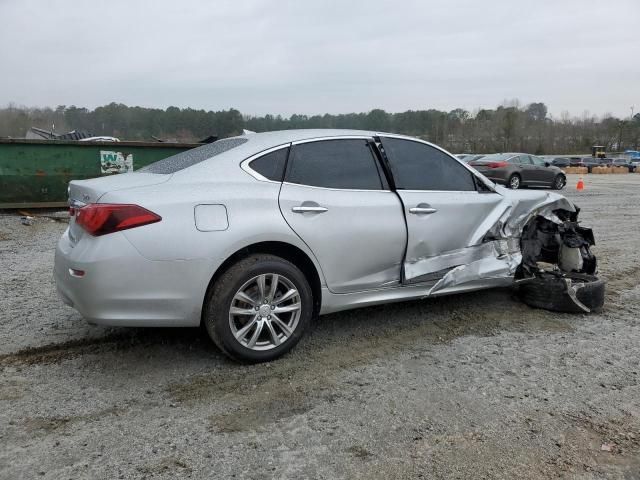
531, 156, 545, 166
285, 139, 383, 190
380, 137, 476, 191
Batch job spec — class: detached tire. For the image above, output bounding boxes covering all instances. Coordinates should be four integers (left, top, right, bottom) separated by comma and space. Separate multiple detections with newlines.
518, 272, 605, 313
203, 254, 313, 363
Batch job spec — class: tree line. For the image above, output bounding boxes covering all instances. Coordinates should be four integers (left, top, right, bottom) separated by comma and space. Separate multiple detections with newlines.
1, 101, 639, 154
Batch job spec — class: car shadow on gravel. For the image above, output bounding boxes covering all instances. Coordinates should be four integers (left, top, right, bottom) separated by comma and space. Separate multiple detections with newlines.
1, 287, 576, 370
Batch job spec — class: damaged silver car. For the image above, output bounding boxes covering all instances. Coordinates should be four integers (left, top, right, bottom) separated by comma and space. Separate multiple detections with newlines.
54, 130, 603, 362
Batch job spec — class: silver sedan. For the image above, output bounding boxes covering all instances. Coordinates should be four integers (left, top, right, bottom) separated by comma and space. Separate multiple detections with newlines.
54, 129, 594, 362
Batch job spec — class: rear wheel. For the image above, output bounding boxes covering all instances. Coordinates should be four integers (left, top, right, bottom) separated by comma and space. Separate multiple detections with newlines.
203, 254, 313, 363
552, 174, 566, 190
508, 174, 521, 189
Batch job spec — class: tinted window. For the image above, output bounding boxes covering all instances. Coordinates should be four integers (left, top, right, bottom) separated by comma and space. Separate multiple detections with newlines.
139, 137, 248, 174
519, 155, 533, 165
531, 156, 545, 166
249, 147, 288, 181
381, 138, 476, 191
286, 139, 383, 190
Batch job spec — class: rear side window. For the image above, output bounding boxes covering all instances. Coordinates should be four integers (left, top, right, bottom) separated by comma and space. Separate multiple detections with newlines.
139, 137, 248, 174
286, 139, 383, 190
518, 155, 533, 165
380, 138, 476, 191
249, 147, 289, 181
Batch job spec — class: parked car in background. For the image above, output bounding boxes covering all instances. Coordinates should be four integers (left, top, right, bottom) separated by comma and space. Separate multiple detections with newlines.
550, 157, 570, 168
468, 153, 566, 189
55, 129, 594, 362
570, 157, 609, 172
611, 158, 636, 172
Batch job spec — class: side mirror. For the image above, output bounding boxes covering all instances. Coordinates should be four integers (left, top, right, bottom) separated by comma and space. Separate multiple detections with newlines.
545, 161, 551, 167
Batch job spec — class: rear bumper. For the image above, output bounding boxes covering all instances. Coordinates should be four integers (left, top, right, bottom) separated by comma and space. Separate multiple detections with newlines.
54, 228, 212, 327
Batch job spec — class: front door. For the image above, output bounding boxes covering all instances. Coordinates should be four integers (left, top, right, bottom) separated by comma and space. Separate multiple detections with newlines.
279, 137, 406, 293
379, 136, 505, 283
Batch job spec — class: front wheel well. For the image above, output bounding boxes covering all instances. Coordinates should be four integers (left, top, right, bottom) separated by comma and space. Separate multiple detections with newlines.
203, 241, 322, 321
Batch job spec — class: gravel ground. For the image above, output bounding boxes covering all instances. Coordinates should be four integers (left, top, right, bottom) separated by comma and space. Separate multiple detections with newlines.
1, 173, 640, 479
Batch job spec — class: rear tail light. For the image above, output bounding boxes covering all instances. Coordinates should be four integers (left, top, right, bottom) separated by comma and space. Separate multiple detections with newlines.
75, 204, 161, 236
486, 162, 509, 168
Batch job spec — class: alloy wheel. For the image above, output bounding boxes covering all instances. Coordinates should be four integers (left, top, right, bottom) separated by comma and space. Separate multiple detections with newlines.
509, 175, 520, 189
228, 273, 302, 351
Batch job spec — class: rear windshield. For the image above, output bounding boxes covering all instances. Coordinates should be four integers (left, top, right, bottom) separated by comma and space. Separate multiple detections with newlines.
474, 153, 517, 163
139, 137, 248, 174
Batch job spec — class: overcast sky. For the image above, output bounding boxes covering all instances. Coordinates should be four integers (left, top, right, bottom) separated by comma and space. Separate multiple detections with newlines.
1, 0, 638, 118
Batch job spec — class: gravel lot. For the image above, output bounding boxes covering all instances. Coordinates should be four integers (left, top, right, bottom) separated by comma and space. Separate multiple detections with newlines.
1, 173, 640, 479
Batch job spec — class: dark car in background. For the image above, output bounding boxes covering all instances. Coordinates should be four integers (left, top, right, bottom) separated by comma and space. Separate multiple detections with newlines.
468, 153, 566, 190
550, 157, 570, 168
611, 158, 636, 172
570, 157, 609, 172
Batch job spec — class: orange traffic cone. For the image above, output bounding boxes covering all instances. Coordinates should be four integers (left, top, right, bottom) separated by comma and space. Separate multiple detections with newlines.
576, 177, 584, 191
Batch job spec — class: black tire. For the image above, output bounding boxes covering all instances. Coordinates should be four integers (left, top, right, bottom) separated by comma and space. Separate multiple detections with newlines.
518, 272, 605, 313
507, 173, 521, 189
551, 174, 566, 190
203, 254, 313, 363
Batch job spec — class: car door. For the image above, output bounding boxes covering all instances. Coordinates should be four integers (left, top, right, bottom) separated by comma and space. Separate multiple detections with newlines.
379, 136, 505, 284
530, 155, 553, 184
516, 155, 537, 184
278, 137, 406, 294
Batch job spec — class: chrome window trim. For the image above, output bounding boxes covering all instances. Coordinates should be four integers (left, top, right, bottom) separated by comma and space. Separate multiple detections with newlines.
397, 189, 483, 194
240, 143, 291, 183
282, 181, 392, 193
291, 135, 374, 145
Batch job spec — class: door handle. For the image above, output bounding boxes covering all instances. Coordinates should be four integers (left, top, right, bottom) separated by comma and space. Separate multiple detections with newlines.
409, 206, 437, 215
292, 205, 328, 213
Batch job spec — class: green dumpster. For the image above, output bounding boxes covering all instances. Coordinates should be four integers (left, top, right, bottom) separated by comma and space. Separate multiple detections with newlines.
0, 139, 200, 208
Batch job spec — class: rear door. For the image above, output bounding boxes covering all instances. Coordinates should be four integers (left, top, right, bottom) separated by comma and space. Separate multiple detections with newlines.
379, 136, 504, 283
278, 137, 406, 293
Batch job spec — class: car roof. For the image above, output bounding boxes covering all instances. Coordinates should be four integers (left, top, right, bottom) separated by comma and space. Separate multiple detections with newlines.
169, 129, 450, 180
229, 129, 382, 149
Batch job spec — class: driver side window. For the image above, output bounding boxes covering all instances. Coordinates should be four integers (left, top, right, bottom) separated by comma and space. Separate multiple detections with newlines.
380, 137, 476, 191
